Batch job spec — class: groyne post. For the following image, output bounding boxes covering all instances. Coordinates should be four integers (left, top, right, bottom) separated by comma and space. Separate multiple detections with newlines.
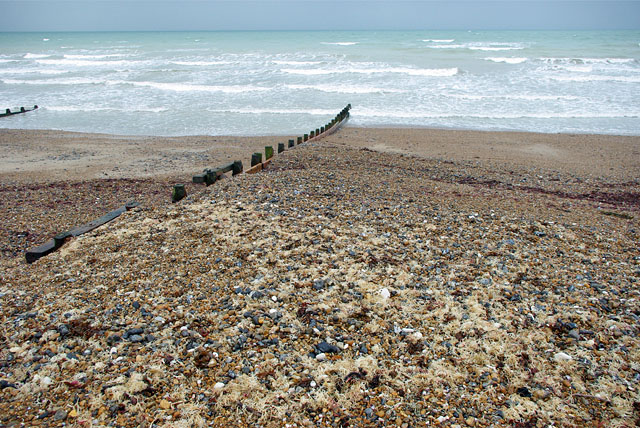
251, 152, 262, 167
172, 184, 186, 203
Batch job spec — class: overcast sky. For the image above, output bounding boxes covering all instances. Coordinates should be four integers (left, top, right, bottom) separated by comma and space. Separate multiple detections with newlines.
0, 1, 639, 32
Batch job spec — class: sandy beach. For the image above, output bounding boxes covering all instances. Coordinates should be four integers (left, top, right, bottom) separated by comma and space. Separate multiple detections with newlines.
1, 126, 639, 427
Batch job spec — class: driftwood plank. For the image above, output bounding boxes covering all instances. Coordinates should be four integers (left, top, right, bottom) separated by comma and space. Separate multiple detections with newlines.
25, 201, 139, 264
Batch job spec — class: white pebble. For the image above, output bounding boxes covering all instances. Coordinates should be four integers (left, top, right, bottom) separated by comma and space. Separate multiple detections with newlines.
380, 288, 391, 299
109, 347, 117, 354
271, 296, 278, 302
214, 382, 225, 390
310, 381, 317, 388
554, 352, 573, 362
316, 353, 327, 362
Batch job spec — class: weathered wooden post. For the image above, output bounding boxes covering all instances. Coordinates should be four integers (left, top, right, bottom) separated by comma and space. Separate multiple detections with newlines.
296, 137, 302, 145
232, 160, 243, 175
251, 152, 262, 167
321, 126, 325, 134
304, 133, 308, 142
20, 107, 25, 113
310, 131, 315, 138
53, 232, 70, 248
278, 143, 285, 153
5, 109, 10, 115
205, 169, 216, 186
288, 139, 294, 147
265, 146, 273, 160
172, 184, 186, 203
316, 128, 320, 136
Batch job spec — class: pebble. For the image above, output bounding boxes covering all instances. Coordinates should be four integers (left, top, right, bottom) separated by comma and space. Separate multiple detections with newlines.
554, 352, 573, 362
53, 410, 67, 421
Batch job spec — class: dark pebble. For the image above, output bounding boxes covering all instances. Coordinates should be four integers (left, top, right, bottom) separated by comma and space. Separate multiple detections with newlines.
129, 334, 144, 343
0, 380, 16, 389
57, 324, 70, 336
316, 341, 339, 354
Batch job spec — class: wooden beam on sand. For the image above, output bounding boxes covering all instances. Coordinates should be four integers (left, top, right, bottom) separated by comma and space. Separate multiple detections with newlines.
25, 201, 140, 264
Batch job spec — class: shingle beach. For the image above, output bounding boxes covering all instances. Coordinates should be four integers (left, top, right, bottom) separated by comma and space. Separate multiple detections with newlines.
1, 127, 639, 427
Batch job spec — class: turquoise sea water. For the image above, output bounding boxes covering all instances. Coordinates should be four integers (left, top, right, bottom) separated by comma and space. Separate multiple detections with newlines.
0, 30, 639, 136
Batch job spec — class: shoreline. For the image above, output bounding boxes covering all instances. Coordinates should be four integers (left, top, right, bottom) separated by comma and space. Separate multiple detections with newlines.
2, 126, 639, 182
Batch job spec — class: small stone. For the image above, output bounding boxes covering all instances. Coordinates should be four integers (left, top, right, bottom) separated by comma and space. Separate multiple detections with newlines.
129, 334, 144, 343
376, 410, 385, 418
316, 341, 339, 354
379, 288, 391, 299
465, 416, 475, 426
53, 410, 67, 421
568, 329, 580, 340
214, 382, 225, 390
365, 408, 373, 418
68, 409, 78, 418
315, 353, 327, 362
554, 352, 573, 362
159, 399, 171, 410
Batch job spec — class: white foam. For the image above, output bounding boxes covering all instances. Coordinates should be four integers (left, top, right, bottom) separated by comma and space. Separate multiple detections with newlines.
0, 68, 68, 75
423, 39, 455, 43
46, 106, 168, 113
24, 53, 50, 59
449, 94, 581, 101
354, 107, 639, 119
64, 54, 123, 59
171, 61, 231, 66
0, 59, 16, 64
425, 44, 467, 49
540, 57, 635, 64
282, 67, 458, 77
469, 46, 524, 51
118, 80, 271, 93
272, 60, 321, 66
286, 84, 404, 94
484, 57, 527, 64
321, 42, 358, 46
564, 65, 593, 73
42, 38, 50, 42
1, 77, 100, 85
36, 59, 134, 67
208, 108, 336, 115
549, 75, 640, 83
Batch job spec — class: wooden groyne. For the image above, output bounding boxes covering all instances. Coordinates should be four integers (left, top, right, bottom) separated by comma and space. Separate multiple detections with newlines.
24, 104, 351, 263
1, 105, 38, 118
244, 104, 351, 175
25, 202, 139, 264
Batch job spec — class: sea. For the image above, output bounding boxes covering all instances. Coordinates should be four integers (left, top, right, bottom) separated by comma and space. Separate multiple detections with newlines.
0, 30, 639, 136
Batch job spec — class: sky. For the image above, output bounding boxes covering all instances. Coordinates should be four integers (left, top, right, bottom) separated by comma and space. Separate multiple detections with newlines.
0, 0, 639, 32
